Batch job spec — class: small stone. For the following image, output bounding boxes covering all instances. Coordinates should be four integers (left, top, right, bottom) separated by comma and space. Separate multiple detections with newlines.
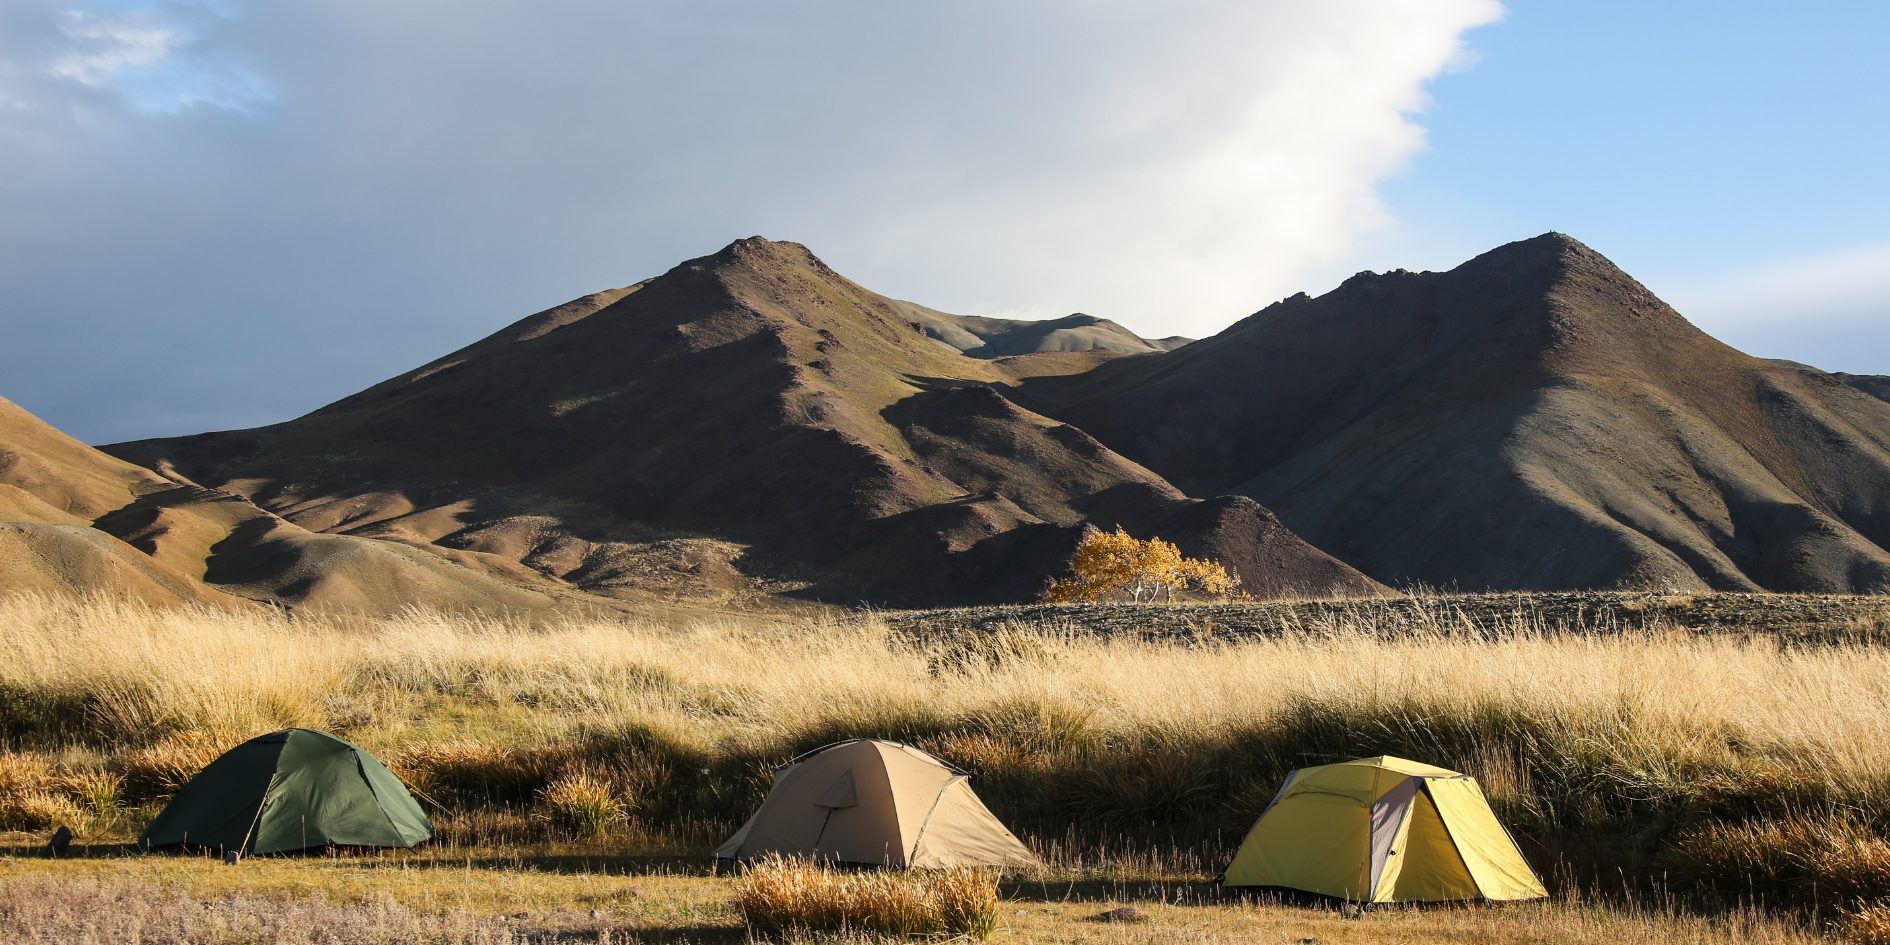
45, 825, 73, 858
1087, 906, 1148, 924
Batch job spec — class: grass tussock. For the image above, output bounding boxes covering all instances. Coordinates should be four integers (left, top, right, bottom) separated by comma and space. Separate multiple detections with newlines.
2, 592, 1890, 915
538, 768, 624, 839
735, 855, 1001, 940
1847, 901, 1890, 945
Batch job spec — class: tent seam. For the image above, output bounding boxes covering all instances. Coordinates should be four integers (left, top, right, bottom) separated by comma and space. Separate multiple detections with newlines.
904, 774, 963, 867
1417, 778, 1482, 901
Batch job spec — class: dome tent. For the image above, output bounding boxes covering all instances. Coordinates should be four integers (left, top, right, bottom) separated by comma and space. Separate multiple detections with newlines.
716, 739, 1037, 868
1222, 756, 1545, 903
140, 728, 434, 855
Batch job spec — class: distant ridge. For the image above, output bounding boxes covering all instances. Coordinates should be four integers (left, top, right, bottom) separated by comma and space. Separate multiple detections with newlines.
901, 306, 1186, 358
1837, 373, 1890, 404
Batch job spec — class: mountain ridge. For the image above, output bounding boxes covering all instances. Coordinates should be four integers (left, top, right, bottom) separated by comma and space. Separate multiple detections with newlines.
1021, 233, 1890, 593
7, 231, 1881, 609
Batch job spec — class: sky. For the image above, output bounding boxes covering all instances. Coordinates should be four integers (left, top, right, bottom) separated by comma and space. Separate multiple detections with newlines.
0, 1, 1884, 443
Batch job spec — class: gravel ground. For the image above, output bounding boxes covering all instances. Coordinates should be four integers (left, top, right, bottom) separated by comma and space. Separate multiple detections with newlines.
885, 591, 1890, 642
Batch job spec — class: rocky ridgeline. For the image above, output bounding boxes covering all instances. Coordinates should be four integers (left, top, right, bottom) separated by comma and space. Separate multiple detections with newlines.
887, 591, 1890, 642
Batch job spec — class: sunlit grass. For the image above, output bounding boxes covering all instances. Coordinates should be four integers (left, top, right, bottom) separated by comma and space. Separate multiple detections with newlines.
1, 591, 1888, 923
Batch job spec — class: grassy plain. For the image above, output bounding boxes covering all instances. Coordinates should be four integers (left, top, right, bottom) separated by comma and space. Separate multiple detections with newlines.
2, 592, 1887, 942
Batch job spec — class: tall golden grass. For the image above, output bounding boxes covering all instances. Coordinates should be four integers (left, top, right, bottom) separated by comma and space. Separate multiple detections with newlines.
735, 854, 1001, 939
3, 591, 1889, 914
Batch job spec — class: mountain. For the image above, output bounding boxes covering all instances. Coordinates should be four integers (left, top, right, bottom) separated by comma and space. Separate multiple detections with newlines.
901, 305, 1188, 357
1838, 373, 1890, 404
1, 395, 568, 613
106, 238, 1379, 607
1022, 234, 1890, 594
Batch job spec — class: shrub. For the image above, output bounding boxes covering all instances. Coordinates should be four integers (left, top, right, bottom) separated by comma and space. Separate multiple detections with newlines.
539, 768, 623, 839
735, 855, 1002, 940
1043, 527, 1235, 603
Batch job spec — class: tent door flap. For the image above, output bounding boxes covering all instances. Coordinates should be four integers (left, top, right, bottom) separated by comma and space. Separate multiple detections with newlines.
815, 769, 859, 809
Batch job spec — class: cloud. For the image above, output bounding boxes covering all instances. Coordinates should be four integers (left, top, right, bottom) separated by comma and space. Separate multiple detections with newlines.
1671, 242, 1890, 330
49, 11, 181, 88
0, 2, 268, 122
0, 0, 1503, 442
1665, 242, 1890, 374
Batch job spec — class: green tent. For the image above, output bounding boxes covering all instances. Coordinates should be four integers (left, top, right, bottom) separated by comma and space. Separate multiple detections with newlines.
140, 728, 435, 855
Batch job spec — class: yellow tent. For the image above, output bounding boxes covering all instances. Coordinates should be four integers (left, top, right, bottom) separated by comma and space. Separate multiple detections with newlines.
1222, 756, 1546, 903
715, 739, 1038, 869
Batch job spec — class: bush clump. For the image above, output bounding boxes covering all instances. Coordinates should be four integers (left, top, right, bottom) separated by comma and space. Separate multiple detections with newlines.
735, 855, 1002, 940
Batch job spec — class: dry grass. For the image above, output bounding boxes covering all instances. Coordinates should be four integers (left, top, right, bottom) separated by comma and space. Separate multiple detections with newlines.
1847, 900, 1890, 945
0, 853, 1843, 945
0, 875, 527, 944
540, 768, 626, 839
2, 591, 1889, 919
735, 854, 1001, 939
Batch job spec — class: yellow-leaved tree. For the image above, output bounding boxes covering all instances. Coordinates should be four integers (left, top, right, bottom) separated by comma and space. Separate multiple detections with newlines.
1042, 526, 1237, 603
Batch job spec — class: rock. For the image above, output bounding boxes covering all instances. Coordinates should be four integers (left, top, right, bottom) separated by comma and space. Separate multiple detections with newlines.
1086, 906, 1148, 924
45, 825, 72, 857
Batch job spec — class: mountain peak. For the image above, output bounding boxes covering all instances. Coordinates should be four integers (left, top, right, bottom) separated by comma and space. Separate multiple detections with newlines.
697, 235, 827, 272
1462, 231, 1611, 278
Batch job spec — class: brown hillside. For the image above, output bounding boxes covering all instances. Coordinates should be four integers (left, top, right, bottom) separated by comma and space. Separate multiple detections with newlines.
1023, 234, 1890, 594
1, 396, 229, 606
1, 396, 567, 614
108, 238, 1380, 605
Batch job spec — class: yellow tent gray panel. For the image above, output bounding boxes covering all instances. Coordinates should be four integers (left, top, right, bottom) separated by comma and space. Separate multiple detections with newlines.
1222, 756, 1545, 903
715, 739, 1037, 869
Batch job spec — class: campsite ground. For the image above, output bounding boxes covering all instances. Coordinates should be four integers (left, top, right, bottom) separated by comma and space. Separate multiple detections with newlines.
0, 842, 1827, 944
2, 591, 1888, 943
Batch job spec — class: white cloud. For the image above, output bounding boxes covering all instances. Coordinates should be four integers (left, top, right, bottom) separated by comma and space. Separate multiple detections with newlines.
49, 11, 181, 88
2, 3, 269, 120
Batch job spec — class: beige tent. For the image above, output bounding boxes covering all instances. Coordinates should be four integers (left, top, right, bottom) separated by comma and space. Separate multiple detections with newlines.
715, 739, 1037, 868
